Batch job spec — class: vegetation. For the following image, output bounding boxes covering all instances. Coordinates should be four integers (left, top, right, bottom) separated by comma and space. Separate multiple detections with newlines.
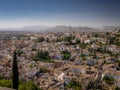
17, 50, 23, 56
109, 34, 120, 46
103, 76, 114, 84
36, 37, 45, 42
93, 33, 99, 37
18, 81, 41, 90
76, 39, 81, 44
86, 79, 104, 90
0, 79, 12, 88
86, 80, 95, 90
0, 78, 41, 90
79, 42, 88, 49
64, 35, 75, 42
12, 50, 19, 89
115, 86, 120, 90
37, 50, 51, 60
118, 61, 120, 67
32, 46, 37, 51
64, 35, 77, 45
80, 53, 86, 59
39, 67, 50, 73
33, 50, 54, 63
61, 50, 71, 60
67, 79, 81, 90
0, 76, 4, 80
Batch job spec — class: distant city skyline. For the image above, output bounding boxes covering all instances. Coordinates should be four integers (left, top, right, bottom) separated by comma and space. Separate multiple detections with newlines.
0, 0, 120, 29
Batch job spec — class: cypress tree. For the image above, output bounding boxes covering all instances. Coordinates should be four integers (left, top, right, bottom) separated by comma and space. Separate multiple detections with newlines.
12, 50, 19, 89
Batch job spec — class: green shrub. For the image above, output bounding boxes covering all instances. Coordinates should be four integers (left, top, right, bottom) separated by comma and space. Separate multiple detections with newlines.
61, 50, 71, 60
37, 50, 51, 60
0, 79, 41, 90
103, 76, 114, 84
18, 81, 41, 90
63, 54, 71, 60
0, 79, 12, 88
67, 79, 81, 90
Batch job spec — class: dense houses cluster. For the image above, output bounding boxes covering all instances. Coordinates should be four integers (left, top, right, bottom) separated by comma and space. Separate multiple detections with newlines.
0, 30, 120, 90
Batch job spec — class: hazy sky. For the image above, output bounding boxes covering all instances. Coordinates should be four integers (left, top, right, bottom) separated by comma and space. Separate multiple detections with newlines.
0, 0, 120, 28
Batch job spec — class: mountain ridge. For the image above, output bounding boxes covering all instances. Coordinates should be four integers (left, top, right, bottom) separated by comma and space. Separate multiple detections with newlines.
0, 25, 120, 32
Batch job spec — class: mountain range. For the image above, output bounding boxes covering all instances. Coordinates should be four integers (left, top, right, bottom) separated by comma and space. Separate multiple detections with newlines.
0, 25, 120, 32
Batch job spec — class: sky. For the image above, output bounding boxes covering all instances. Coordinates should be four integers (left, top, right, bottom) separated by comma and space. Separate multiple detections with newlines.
0, 0, 120, 29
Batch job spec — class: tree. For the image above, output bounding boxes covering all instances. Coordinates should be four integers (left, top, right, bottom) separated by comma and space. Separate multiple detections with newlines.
67, 79, 81, 90
12, 50, 19, 89
36, 37, 45, 42
103, 76, 114, 84
61, 50, 71, 60
37, 50, 51, 60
